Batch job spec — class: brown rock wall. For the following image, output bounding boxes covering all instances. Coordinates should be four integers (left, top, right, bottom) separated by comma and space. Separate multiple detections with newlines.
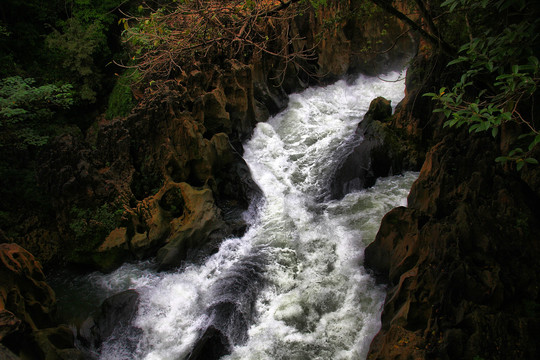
0, 243, 82, 359
365, 50, 540, 359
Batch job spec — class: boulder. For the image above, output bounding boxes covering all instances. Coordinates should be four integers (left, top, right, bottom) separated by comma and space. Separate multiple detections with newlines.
329, 97, 404, 199
79, 289, 140, 350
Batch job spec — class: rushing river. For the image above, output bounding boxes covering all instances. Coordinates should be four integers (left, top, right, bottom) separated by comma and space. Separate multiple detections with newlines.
53, 72, 417, 360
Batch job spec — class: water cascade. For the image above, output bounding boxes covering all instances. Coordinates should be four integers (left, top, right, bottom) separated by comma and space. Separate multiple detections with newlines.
57, 72, 417, 360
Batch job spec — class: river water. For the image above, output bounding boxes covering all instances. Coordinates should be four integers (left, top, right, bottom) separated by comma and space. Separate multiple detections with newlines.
53, 72, 417, 360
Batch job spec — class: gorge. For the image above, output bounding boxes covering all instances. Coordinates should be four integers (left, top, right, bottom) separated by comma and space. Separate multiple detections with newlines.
1, 1, 540, 360
54, 71, 416, 360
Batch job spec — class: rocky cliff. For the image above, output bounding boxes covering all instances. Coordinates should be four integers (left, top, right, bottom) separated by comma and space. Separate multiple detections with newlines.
364, 46, 540, 359
0, 2, 418, 357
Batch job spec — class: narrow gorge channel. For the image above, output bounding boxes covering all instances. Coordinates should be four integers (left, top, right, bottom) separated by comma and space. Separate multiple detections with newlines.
55, 72, 417, 360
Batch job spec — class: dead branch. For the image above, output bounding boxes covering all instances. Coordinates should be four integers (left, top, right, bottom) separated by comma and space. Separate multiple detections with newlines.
115, 0, 316, 81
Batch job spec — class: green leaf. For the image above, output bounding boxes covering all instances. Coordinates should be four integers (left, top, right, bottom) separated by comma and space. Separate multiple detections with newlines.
448, 57, 467, 66
501, 112, 512, 121
517, 160, 524, 171
525, 158, 539, 165
528, 135, 540, 151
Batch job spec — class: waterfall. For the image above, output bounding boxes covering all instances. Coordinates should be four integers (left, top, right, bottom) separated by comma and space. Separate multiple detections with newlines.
55, 72, 417, 360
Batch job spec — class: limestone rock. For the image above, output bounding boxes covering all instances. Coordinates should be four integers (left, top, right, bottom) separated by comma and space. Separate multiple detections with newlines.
365, 131, 540, 359
0, 243, 55, 330
0, 310, 20, 342
156, 182, 226, 270
0, 244, 83, 359
0, 343, 19, 360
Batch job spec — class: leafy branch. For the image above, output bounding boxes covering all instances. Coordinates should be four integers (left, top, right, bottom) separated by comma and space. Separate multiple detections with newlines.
0, 76, 73, 148
423, 0, 539, 170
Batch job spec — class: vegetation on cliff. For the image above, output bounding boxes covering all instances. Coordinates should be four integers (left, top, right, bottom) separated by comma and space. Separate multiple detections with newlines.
0, 0, 133, 243
371, 0, 539, 167
1, 0, 412, 269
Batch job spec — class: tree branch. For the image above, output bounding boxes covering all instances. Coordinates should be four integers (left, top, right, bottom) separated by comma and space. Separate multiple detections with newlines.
370, 0, 456, 56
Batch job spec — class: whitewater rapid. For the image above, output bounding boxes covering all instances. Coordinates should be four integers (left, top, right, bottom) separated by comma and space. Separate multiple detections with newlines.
55, 72, 417, 360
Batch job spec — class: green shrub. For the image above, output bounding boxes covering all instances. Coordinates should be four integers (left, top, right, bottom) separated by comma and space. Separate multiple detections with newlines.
105, 70, 139, 119
69, 203, 124, 250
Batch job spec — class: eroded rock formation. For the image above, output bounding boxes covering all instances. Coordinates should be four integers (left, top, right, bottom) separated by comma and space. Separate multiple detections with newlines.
0, 243, 83, 359
330, 96, 407, 199
364, 47, 540, 359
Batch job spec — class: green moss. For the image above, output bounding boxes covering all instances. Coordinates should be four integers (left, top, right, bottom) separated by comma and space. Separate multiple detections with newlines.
105, 69, 140, 120
69, 203, 124, 252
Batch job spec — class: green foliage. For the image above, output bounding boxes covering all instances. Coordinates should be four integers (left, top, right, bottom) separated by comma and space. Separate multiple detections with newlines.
105, 70, 138, 120
0, 76, 73, 148
46, 19, 103, 102
69, 203, 124, 249
0, 23, 10, 37
305, 0, 328, 10
46, 15, 111, 103
423, 0, 539, 169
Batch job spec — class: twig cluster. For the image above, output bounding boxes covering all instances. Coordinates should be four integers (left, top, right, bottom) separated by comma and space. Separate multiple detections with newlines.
116, 0, 317, 80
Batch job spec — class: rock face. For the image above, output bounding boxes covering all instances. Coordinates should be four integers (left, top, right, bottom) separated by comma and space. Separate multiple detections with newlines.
364, 48, 540, 359
0, 243, 83, 359
330, 97, 406, 199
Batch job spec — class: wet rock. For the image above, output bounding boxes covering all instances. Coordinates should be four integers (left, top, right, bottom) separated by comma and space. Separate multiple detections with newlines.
187, 326, 231, 360
79, 289, 140, 350
330, 97, 404, 199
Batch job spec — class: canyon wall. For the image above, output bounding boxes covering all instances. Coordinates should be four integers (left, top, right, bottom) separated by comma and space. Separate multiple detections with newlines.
365, 46, 540, 360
